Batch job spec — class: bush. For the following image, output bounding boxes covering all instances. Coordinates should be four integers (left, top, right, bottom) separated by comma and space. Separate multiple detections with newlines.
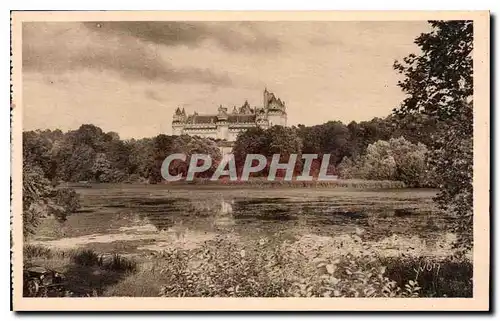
24, 238, 471, 298
292, 254, 421, 298
23, 164, 59, 237
24, 244, 54, 260
338, 137, 431, 187
102, 254, 137, 273
23, 163, 81, 236
151, 237, 470, 298
380, 256, 472, 297
158, 240, 291, 297
71, 249, 102, 266
52, 188, 80, 220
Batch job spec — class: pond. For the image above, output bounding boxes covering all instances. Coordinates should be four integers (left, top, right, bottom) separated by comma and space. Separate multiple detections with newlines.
32, 184, 456, 258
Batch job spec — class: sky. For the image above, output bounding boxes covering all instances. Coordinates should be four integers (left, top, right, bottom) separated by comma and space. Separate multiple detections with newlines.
22, 21, 430, 139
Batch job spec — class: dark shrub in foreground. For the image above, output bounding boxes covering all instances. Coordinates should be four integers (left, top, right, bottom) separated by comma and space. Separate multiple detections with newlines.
381, 256, 472, 297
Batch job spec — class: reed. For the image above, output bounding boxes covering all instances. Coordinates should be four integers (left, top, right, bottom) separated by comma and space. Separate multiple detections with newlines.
172, 178, 406, 189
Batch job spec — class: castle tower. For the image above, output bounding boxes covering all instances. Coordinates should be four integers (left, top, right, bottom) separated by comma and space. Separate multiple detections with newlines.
256, 108, 269, 129
263, 89, 287, 127
172, 107, 187, 135
216, 105, 229, 140
263, 88, 271, 109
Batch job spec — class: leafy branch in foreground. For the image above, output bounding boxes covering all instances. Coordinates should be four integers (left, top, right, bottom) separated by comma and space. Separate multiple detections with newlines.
393, 20, 473, 252
22, 163, 80, 237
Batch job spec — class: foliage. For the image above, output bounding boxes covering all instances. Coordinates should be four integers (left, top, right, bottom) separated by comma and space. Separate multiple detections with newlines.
389, 137, 431, 187
148, 134, 177, 183
52, 188, 81, 220
25, 233, 472, 298
380, 256, 473, 297
338, 137, 430, 187
171, 135, 222, 177
153, 237, 469, 298
22, 162, 80, 237
298, 121, 350, 163
91, 153, 115, 182
148, 134, 223, 183
233, 126, 302, 176
393, 20, 473, 250
292, 255, 419, 298
23, 164, 60, 237
23, 125, 224, 184
23, 131, 57, 180
359, 140, 398, 181
24, 245, 136, 297
393, 21, 473, 120
157, 240, 291, 297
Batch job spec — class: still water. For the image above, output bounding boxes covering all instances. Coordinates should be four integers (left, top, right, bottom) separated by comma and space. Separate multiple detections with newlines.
33, 184, 455, 257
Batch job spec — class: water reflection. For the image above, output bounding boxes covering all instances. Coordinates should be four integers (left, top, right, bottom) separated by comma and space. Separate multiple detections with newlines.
119, 195, 449, 243
213, 200, 235, 227
34, 188, 455, 254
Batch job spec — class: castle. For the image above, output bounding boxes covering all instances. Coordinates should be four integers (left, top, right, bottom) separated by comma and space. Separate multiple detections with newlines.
172, 89, 287, 142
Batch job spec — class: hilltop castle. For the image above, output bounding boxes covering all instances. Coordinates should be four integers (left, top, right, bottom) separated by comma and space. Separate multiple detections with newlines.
172, 89, 287, 142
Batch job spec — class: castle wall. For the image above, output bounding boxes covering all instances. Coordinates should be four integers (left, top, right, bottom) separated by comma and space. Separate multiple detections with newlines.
267, 113, 287, 127
172, 125, 183, 136
226, 130, 239, 142
218, 124, 229, 140
182, 128, 219, 139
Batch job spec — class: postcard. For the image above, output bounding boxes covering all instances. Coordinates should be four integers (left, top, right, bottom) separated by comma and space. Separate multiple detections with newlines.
10, 10, 490, 311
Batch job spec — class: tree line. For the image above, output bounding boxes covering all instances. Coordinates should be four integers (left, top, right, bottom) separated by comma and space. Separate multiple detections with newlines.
23, 112, 436, 185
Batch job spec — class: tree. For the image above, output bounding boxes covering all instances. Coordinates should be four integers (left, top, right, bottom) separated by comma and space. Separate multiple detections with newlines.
149, 134, 177, 183
393, 20, 473, 251
104, 138, 132, 180
299, 121, 349, 164
127, 138, 154, 180
23, 131, 56, 180
338, 137, 430, 187
389, 137, 430, 187
233, 127, 268, 165
23, 164, 54, 237
92, 153, 114, 182
233, 126, 302, 177
22, 163, 80, 237
170, 135, 222, 179
266, 126, 302, 157
358, 140, 398, 181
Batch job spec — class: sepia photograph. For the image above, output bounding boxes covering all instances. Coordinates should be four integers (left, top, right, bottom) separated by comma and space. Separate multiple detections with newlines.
10, 11, 490, 311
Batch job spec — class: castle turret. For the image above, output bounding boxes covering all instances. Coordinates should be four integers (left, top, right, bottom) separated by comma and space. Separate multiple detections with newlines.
256, 108, 269, 129
217, 105, 228, 121
172, 106, 187, 135
239, 100, 252, 114
263, 88, 270, 109
216, 105, 229, 140
263, 88, 287, 127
